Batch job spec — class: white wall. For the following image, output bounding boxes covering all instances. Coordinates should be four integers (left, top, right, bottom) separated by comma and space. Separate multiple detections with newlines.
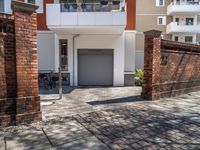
135, 51, 144, 70
37, 31, 56, 72
74, 34, 125, 87
42, 33, 125, 86
124, 31, 136, 74
35, 0, 43, 13
172, 33, 197, 43
173, 16, 198, 25
4, 0, 11, 13
46, 4, 126, 27
54, 34, 125, 86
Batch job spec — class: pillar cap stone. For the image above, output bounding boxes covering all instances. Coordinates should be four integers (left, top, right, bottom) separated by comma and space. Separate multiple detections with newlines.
144, 30, 162, 38
11, 0, 39, 12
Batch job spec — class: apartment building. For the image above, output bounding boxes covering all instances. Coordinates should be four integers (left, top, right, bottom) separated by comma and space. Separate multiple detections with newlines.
136, 0, 200, 69
0, 0, 136, 87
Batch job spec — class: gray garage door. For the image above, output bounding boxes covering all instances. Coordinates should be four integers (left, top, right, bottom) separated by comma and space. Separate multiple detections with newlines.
78, 49, 113, 86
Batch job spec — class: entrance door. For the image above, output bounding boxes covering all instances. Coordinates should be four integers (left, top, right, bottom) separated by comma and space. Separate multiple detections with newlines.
78, 49, 114, 86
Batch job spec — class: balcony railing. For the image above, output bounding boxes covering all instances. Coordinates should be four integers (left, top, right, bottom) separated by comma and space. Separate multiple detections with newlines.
60, 3, 125, 12
167, 22, 200, 34
172, 1, 200, 5
46, 3, 127, 34
167, 2, 200, 15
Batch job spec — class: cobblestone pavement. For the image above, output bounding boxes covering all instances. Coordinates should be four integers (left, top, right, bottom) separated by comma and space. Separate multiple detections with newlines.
0, 118, 111, 150
41, 87, 141, 120
72, 90, 200, 150
1, 89, 200, 150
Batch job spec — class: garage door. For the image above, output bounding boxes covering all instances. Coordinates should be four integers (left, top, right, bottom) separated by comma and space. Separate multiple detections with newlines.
78, 49, 113, 86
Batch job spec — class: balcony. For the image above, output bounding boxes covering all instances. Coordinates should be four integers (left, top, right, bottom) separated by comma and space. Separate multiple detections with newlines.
167, 2, 200, 15
46, 3, 126, 34
166, 22, 200, 34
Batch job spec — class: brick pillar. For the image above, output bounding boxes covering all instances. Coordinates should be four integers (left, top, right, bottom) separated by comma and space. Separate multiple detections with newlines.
11, 0, 42, 125
141, 30, 162, 100
0, 33, 7, 98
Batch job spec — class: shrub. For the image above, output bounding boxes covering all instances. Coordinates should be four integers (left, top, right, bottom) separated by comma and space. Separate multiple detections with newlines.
134, 69, 144, 86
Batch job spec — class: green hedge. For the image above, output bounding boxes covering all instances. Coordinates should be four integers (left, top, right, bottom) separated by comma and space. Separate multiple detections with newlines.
134, 69, 144, 86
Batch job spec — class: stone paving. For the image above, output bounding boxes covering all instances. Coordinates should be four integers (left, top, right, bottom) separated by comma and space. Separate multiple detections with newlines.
0, 88, 200, 150
41, 87, 142, 120
0, 119, 110, 150
75, 105, 200, 150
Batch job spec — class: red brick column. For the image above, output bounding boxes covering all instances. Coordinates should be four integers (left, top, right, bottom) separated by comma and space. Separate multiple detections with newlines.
12, 1, 41, 125
0, 33, 7, 98
141, 30, 162, 100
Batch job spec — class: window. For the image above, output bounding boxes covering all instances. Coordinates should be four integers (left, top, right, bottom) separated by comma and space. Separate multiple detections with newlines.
185, 36, 193, 43
157, 16, 166, 25
175, 18, 179, 25
0, 0, 4, 12
156, 0, 165, 6
27, 0, 35, 4
175, 36, 179, 42
186, 18, 194, 25
59, 39, 68, 71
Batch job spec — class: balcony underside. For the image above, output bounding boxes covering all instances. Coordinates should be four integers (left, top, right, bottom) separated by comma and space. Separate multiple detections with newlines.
167, 5, 200, 15
48, 26, 125, 34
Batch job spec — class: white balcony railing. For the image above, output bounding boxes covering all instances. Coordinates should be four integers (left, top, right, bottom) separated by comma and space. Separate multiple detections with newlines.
46, 3, 126, 34
167, 2, 200, 15
167, 22, 200, 34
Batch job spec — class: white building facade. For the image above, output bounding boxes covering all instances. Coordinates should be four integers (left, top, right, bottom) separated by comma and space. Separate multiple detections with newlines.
37, 0, 136, 87
167, 0, 200, 44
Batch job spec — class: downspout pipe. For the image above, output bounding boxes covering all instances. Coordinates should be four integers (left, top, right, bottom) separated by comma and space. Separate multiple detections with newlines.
73, 34, 80, 86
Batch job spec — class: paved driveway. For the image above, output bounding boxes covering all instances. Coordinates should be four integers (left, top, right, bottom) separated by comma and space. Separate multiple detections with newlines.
1, 88, 200, 150
41, 87, 142, 120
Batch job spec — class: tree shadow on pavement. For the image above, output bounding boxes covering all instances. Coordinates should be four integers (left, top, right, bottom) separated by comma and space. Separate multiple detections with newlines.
74, 105, 200, 150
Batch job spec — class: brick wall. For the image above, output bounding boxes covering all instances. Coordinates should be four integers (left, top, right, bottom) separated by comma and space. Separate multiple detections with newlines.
14, 6, 39, 97
0, 1, 41, 127
0, 33, 7, 98
142, 30, 200, 100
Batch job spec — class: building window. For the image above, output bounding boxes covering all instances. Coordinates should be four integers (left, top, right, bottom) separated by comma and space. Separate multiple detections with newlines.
185, 36, 193, 43
157, 16, 166, 25
27, 0, 35, 4
0, 0, 4, 12
59, 39, 68, 71
175, 18, 179, 25
156, 0, 165, 6
175, 36, 179, 42
186, 18, 194, 25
